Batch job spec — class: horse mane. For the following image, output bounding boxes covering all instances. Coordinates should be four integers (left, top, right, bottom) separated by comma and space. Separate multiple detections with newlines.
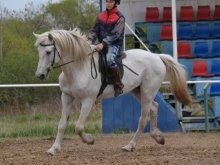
35, 28, 93, 66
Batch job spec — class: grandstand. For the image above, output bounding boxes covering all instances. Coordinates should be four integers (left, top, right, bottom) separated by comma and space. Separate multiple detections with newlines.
100, 0, 220, 133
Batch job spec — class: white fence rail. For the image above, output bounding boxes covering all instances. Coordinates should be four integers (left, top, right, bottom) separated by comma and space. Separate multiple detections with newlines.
1, 80, 220, 88
1, 80, 220, 132
0, 84, 59, 88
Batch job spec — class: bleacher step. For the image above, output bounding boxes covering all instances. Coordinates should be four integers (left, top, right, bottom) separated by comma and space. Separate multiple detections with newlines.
183, 122, 217, 131
182, 116, 215, 123
182, 108, 205, 112
162, 93, 173, 96
168, 99, 201, 104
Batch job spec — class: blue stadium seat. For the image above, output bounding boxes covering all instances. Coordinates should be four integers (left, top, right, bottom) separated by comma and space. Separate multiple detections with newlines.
211, 41, 220, 57
211, 60, 220, 75
213, 23, 220, 38
210, 83, 220, 95
194, 41, 209, 57
178, 24, 193, 39
195, 23, 210, 39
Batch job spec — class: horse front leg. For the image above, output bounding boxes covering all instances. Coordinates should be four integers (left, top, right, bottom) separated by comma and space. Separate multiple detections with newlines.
75, 98, 95, 145
47, 93, 74, 156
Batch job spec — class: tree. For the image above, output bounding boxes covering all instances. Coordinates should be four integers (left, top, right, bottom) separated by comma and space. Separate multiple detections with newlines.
0, 0, 99, 107
46, 0, 99, 33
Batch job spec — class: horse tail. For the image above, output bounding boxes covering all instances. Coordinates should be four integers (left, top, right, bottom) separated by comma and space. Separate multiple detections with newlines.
159, 54, 192, 105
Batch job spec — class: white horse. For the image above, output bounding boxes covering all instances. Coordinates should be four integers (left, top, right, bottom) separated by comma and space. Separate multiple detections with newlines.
33, 28, 191, 155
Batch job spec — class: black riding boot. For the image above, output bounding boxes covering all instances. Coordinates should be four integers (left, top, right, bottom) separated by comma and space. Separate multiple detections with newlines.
110, 67, 124, 97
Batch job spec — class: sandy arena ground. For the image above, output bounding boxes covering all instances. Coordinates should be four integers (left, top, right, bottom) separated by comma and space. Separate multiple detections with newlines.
0, 133, 220, 165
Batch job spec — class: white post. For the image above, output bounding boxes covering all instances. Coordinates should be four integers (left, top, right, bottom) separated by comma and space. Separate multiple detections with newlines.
171, 0, 178, 62
0, 1, 2, 61
123, 32, 126, 51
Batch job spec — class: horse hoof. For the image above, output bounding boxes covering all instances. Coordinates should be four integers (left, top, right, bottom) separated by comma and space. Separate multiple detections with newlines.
87, 139, 95, 145
46, 146, 61, 156
83, 134, 95, 145
152, 134, 165, 145
159, 136, 165, 145
46, 149, 56, 156
122, 145, 134, 152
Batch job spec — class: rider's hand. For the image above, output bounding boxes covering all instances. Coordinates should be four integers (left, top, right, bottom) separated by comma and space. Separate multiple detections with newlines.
95, 43, 104, 51
87, 39, 92, 45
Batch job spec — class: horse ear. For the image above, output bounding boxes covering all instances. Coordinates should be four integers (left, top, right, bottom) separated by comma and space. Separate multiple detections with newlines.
48, 33, 53, 41
33, 32, 40, 38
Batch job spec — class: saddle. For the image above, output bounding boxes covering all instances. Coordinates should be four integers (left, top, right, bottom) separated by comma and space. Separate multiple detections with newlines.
97, 49, 126, 97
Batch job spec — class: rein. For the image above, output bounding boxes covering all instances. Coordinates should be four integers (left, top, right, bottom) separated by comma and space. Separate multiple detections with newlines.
39, 40, 138, 80
39, 41, 98, 78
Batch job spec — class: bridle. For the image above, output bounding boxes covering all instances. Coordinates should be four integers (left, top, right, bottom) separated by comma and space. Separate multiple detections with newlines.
40, 41, 62, 71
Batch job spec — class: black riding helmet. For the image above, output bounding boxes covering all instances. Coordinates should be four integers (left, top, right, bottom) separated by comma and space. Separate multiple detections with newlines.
106, 0, 121, 10
116, 0, 120, 5
113, 0, 120, 8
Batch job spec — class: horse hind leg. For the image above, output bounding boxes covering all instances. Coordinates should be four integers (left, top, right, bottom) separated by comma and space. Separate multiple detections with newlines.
122, 93, 152, 152
150, 101, 165, 145
128, 88, 164, 150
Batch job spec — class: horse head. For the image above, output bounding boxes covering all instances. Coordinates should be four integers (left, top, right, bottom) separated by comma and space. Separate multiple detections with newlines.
33, 32, 61, 80
34, 29, 93, 80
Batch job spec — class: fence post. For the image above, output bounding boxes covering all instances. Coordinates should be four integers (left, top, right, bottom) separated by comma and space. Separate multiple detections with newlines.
204, 83, 210, 133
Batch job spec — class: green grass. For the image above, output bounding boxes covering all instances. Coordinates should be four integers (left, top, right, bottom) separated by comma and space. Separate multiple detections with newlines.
113, 128, 130, 134
0, 112, 102, 138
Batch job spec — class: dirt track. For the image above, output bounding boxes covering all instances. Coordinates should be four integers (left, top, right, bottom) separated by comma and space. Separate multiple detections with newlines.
0, 133, 220, 165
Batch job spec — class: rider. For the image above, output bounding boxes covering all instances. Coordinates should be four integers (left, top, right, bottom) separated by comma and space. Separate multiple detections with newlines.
88, 0, 125, 97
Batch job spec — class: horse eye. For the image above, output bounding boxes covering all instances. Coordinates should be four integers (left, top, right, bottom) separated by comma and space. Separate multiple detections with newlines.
46, 51, 51, 55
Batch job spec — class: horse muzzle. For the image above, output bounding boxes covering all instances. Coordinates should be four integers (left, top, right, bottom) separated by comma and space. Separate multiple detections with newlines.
35, 68, 50, 80
36, 73, 46, 80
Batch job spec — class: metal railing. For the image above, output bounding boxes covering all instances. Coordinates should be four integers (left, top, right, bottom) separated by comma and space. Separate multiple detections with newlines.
0, 84, 59, 88
164, 80, 220, 133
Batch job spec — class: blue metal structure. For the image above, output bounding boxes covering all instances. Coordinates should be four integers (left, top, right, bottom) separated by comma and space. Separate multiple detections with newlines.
102, 93, 179, 133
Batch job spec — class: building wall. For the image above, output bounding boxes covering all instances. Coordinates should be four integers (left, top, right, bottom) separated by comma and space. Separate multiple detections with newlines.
101, 0, 220, 34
